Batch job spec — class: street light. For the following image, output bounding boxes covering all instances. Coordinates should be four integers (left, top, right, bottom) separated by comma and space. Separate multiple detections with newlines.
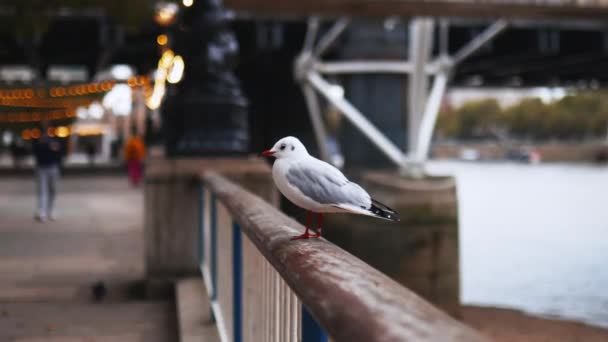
154, 2, 179, 26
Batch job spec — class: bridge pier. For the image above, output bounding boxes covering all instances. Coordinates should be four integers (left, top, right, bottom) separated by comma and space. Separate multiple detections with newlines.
323, 171, 460, 315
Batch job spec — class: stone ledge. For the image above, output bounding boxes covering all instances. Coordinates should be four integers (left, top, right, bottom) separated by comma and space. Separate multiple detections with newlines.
176, 278, 220, 342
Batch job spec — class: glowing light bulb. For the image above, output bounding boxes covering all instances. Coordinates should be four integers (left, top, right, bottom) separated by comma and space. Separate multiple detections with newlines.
30, 128, 40, 139
76, 106, 88, 119
167, 56, 185, 84
55, 126, 70, 138
154, 3, 179, 26
157, 34, 168, 46
88, 102, 104, 119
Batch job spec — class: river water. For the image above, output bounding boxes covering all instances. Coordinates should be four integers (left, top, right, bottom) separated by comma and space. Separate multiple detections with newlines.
427, 160, 608, 328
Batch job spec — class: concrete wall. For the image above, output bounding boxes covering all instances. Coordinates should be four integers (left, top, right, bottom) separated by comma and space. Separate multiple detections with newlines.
144, 157, 277, 280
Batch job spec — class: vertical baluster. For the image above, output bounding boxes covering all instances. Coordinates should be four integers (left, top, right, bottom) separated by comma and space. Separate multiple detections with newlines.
302, 306, 328, 342
269, 268, 274, 342
232, 223, 242, 342
294, 296, 301, 342
264, 259, 270, 342
249, 240, 256, 342
282, 280, 289, 342
210, 194, 218, 300
269, 261, 274, 342
198, 184, 204, 265
274, 272, 280, 342
284, 284, 291, 342
253, 243, 259, 341
277, 277, 284, 341
242, 236, 248, 342
253, 247, 260, 342
275, 268, 280, 342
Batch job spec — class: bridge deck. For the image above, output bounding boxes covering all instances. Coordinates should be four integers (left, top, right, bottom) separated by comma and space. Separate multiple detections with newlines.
226, 0, 608, 19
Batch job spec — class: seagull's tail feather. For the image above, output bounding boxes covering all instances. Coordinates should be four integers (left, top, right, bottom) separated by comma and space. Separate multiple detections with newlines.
369, 199, 400, 222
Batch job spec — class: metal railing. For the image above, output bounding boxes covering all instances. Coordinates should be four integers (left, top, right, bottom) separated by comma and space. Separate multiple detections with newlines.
198, 171, 486, 342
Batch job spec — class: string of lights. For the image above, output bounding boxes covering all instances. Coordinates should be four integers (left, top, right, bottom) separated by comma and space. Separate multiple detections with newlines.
0, 75, 153, 127
0, 75, 151, 101
0, 109, 76, 123
1, 0, 192, 142
21, 126, 71, 140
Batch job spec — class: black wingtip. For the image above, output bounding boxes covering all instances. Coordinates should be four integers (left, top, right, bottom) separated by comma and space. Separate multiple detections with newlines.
370, 199, 400, 222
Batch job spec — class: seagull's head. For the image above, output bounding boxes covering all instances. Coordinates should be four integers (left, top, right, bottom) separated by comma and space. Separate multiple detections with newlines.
262, 136, 308, 160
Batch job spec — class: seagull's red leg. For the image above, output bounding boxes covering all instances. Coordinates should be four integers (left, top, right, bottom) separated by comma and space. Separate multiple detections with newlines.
312, 213, 323, 237
291, 211, 314, 240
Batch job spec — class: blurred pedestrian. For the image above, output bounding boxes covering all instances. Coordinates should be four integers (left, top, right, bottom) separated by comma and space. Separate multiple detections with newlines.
85, 142, 97, 166
124, 128, 145, 186
10, 139, 27, 169
33, 122, 63, 221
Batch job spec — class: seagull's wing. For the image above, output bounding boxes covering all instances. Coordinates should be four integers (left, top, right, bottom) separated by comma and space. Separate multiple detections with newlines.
285, 159, 371, 210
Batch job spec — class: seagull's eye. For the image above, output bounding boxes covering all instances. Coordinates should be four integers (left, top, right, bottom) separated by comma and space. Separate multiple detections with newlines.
291, 145, 295, 151
280, 144, 286, 151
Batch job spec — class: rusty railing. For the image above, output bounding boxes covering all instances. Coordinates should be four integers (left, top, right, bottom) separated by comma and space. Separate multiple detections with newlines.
198, 171, 486, 342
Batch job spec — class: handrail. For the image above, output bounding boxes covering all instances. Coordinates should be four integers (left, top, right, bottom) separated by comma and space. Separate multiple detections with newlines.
202, 171, 487, 342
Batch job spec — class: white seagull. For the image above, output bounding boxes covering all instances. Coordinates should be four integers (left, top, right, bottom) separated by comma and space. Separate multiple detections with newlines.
263, 136, 399, 240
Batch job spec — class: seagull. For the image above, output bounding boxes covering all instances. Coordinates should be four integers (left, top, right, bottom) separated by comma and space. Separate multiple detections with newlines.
262, 136, 399, 240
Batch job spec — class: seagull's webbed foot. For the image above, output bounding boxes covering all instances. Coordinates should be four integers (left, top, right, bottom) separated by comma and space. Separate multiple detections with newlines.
290, 230, 322, 240
290, 232, 314, 240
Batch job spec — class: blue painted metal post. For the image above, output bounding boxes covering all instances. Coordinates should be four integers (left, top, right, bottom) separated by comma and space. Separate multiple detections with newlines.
210, 193, 218, 300
232, 222, 243, 342
197, 185, 205, 264
302, 306, 328, 342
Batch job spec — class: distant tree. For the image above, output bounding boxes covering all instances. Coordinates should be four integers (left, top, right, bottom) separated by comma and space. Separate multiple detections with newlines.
437, 91, 608, 142
505, 98, 542, 140
436, 105, 460, 139
437, 99, 502, 140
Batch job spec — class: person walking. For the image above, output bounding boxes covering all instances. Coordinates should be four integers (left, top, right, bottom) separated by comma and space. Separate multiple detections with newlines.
33, 123, 64, 222
124, 128, 145, 186
85, 142, 97, 166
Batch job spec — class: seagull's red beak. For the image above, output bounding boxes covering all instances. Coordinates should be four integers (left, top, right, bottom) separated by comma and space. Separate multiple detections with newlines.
262, 150, 275, 156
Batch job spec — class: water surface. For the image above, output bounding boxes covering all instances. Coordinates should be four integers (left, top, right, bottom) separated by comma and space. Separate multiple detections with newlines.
427, 161, 608, 328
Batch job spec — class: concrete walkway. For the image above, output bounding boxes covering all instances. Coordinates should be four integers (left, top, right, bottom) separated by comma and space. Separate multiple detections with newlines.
0, 176, 177, 341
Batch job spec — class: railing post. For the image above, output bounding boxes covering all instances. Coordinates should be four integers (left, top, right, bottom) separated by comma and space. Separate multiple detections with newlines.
211, 193, 218, 300
198, 184, 205, 264
302, 306, 328, 342
233, 222, 243, 342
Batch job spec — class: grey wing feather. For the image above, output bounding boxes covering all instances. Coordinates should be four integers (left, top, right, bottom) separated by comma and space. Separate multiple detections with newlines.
286, 163, 371, 208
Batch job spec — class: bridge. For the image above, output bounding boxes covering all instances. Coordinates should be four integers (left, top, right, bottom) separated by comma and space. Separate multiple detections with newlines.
4, 0, 608, 174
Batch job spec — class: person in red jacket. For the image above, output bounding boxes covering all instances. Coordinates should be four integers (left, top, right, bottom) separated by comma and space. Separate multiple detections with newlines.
124, 128, 146, 186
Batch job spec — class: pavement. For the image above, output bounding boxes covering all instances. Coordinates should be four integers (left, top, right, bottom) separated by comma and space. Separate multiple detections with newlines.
0, 175, 177, 341
462, 306, 608, 342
